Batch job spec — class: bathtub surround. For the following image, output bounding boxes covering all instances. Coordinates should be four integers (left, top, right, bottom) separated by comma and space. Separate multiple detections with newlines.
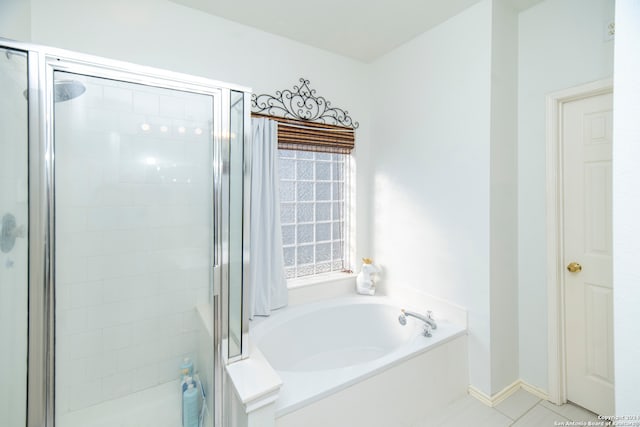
286, 272, 358, 306
249, 118, 288, 318
225, 346, 282, 427
250, 296, 468, 426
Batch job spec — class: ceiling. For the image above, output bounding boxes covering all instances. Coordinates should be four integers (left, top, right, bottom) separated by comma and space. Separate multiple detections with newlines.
171, 0, 543, 62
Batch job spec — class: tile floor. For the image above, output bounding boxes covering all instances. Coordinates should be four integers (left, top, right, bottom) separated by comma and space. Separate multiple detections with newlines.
413, 389, 603, 427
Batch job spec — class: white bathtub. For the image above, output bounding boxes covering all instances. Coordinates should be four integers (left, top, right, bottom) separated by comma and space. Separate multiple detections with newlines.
250, 296, 468, 425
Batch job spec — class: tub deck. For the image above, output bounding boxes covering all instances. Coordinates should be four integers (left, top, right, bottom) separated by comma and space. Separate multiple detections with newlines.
250, 295, 468, 424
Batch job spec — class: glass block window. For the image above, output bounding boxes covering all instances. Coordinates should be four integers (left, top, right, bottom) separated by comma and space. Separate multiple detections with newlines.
279, 150, 348, 279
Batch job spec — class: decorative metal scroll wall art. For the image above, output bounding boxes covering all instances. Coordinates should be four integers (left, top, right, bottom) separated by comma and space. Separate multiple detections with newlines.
251, 78, 359, 129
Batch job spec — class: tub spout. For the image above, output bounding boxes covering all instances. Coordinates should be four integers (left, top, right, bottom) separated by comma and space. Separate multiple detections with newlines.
399, 309, 437, 337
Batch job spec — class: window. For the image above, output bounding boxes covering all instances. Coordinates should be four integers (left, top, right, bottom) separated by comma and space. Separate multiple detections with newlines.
250, 78, 358, 281
279, 149, 349, 279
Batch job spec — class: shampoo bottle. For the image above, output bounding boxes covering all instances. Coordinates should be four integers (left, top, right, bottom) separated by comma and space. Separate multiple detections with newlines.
182, 383, 199, 427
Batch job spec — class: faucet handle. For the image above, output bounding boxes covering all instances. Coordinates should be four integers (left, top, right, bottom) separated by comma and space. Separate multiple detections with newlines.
422, 324, 432, 337
427, 310, 433, 319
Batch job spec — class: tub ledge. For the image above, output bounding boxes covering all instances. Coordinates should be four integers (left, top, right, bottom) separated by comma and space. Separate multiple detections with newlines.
225, 346, 282, 427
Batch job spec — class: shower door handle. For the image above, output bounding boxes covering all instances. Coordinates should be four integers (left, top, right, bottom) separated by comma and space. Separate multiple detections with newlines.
213, 265, 221, 296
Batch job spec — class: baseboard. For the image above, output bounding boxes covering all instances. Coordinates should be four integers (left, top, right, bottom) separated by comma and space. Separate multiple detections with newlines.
519, 381, 549, 401
468, 380, 549, 407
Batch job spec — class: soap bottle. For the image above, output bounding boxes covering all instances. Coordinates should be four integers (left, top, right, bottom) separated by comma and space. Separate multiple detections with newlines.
180, 376, 193, 421
180, 357, 193, 380
183, 383, 199, 427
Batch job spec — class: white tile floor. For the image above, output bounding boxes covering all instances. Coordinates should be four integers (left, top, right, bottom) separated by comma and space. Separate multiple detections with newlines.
412, 389, 602, 427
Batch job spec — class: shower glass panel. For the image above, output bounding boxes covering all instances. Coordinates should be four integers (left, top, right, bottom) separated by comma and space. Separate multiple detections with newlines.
0, 47, 28, 427
53, 71, 215, 427
228, 91, 244, 358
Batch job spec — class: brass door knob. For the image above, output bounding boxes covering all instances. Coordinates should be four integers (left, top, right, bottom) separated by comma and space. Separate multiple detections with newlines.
567, 262, 582, 273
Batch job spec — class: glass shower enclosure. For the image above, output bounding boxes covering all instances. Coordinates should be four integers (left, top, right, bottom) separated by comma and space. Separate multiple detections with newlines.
0, 46, 29, 427
0, 38, 251, 427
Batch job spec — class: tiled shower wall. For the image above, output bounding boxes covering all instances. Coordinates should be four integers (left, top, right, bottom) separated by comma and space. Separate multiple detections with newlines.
54, 74, 213, 414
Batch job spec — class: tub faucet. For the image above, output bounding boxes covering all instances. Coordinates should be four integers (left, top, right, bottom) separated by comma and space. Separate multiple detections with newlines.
398, 309, 437, 337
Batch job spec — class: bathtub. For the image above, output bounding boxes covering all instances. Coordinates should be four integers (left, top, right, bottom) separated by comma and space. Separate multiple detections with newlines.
250, 296, 468, 426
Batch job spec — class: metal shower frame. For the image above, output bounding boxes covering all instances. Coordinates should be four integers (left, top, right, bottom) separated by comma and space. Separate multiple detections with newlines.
0, 37, 252, 427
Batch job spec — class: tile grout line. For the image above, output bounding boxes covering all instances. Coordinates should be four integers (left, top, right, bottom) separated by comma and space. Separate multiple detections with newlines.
541, 401, 572, 420
541, 400, 601, 423
493, 397, 542, 421
506, 399, 543, 426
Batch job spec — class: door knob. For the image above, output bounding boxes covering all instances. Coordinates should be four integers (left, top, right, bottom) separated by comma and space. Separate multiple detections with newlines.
567, 262, 582, 273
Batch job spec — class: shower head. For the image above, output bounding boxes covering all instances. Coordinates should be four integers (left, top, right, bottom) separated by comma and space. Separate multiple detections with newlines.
54, 80, 86, 102
22, 79, 86, 103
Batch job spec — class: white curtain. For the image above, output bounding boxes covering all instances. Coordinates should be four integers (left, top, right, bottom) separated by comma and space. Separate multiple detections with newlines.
249, 118, 288, 318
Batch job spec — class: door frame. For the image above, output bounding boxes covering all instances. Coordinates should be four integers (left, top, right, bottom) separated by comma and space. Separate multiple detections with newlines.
545, 78, 613, 405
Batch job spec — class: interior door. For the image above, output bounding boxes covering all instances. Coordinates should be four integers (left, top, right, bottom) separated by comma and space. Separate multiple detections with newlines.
563, 91, 614, 415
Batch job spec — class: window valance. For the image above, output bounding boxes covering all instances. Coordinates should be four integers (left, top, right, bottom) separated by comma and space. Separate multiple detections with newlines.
251, 78, 358, 154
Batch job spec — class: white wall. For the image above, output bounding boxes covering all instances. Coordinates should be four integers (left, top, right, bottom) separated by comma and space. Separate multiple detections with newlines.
488, 0, 519, 394
517, 0, 614, 390
613, 0, 640, 415
0, 0, 30, 42
370, 0, 494, 394
370, 0, 523, 396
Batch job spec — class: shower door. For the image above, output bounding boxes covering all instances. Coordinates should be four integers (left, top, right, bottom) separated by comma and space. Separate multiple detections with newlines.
52, 68, 219, 427
0, 47, 28, 427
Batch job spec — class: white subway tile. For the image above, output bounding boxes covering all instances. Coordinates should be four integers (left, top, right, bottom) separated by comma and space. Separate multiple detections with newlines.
56, 255, 88, 284
145, 249, 179, 273
87, 206, 147, 231
132, 363, 159, 392
62, 330, 103, 360
57, 231, 104, 258
86, 302, 121, 330
103, 86, 133, 112
103, 324, 133, 351
156, 358, 181, 384
56, 357, 87, 387
182, 311, 200, 334
96, 183, 135, 207
133, 91, 159, 115
179, 332, 198, 356
116, 346, 143, 374
85, 108, 118, 132
86, 256, 106, 281
57, 307, 89, 336
102, 372, 132, 401
68, 281, 104, 309
102, 229, 149, 254
56, 207, 88, 233
67, 378, 102, 411
102, 276, 129, 304
85, 352, 118, 380
159, 95, 185, 118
